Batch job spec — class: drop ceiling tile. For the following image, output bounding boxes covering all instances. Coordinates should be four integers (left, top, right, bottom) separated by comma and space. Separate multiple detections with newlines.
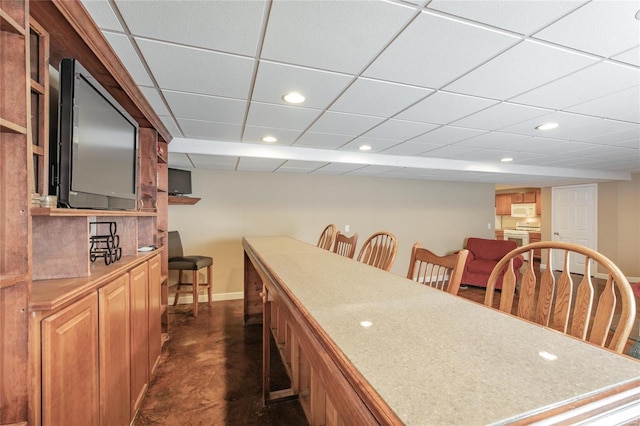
396, 92, 499, 125
293, 132, 354, 149
363, 11, 520, 88
381, 141, 434, 156
312, 163, 367, 174
167, 153, 192, 169
140, 86, 171, 116
347, 165, 402, 176
103, 32, 154, 86
566, 86, 640, 123
262, 0, 416, 73
500, 111, 606, 137
163, 90, 246, 124
427, 0, 586, 35
246, 102, 323, 131
417, 144, 482, 158
242, 126, 302, 146
511, 61, 640, 110
507, 137, 594, 154
237, 157, 286, 172
410, 126, 487, 145
362, 119, 439, 141
445, 40, 597, 100
189, 154, 237, 170
454, 131, 531, 148
549, 118, 638, 142
613, 46, 640, 67
330, 78, 433, 117
177, 118, 242, 141
252, 61, 353, 110
137, 39, 254, 99
307, 111, 384, 136
277, 160, 328, 173
338, 137, 400, 153
80, 0, 124, 32
582, 125, 640, 146
452, 103, 552, 131
115, 0, 265, 55
159, 116, 182, 137
533, 0, 640, 58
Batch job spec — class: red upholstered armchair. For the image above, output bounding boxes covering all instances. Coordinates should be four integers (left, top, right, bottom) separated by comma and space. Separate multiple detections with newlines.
461, 237, 524, 289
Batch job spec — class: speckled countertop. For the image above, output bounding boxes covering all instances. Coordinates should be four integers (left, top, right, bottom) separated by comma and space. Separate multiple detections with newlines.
245, 236, 640, 425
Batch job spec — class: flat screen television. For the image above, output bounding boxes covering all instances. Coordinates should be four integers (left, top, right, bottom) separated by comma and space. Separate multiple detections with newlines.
168, 168, 192, 196
49, 58, 138, 210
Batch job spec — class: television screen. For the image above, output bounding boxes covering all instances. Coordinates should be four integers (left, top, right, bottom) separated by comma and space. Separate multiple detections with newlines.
168, 168, 192, 195
51, 58, 138, 210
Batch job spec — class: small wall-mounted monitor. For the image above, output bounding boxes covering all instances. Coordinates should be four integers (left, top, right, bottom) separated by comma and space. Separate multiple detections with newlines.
168, 168, 192, 196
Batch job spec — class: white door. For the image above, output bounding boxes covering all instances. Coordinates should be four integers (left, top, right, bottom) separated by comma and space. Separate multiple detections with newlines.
551, 184, 597, 274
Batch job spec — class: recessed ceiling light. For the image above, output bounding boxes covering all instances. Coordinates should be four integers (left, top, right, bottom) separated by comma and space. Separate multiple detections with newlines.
501, 157, 513, 162
535, 122, 559, 131
358, 145, 372, 151
635, 9, 640, 20
262, 136, 277, 143
282, 92, 305, 104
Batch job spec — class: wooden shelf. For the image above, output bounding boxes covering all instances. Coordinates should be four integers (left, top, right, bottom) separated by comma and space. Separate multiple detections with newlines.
0, 9, 26, 35
168, 196, 200, 205
31, 207, 158, 217
0, 117, 27, 134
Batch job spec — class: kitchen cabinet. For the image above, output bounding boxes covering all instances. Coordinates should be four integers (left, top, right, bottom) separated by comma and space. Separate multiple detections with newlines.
530, 232, 541, 260
41, 293, 100, 426
511, 193, 524, 203
495, 230, 504, 240
536, 190, 541, 215
495, 194, 511, 215
523, 192, 536, 203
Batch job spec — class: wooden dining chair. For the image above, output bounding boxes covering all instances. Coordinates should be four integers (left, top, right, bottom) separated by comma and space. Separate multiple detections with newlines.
484, 241, 636, 354
332, 231, 359, 259
316, 224, 336, 251
407, 243, 469, 295
357, 231, 398, 272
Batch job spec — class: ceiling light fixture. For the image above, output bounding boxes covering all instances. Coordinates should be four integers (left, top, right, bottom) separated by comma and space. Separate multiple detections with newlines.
535, 122, 559, 131
358, 145, 372, 151
282, 92, 305, 104
262, 136, 277, 143
635, 9, 640, 20
501, 157, 513, 162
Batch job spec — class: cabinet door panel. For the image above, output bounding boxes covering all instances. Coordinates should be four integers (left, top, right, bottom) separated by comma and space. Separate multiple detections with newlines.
42, 293, 99, 426
130, 262, 149, 417
148, 255, 162, 375
99, 274, 131, 425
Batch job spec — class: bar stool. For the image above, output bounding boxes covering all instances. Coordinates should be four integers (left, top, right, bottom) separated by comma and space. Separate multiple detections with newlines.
168, 231, 213, 317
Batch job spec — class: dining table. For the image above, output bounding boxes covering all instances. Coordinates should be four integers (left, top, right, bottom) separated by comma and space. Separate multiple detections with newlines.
243, 236, 640, 425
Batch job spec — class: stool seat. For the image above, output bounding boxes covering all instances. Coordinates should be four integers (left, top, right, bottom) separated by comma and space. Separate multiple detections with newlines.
168, 231, 213, 317
168, 256, 213, 271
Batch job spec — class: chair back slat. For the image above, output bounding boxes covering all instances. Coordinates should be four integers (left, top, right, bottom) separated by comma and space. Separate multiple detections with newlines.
571, 273, 594, 340
407, 243, 468, 295
499, 259, 518, 314
317, 224, 336, 251
517, 260, 537, 321
357, 232, 398, 272
589, 275, 616, 347
552, 251, 574, 332
333, 231, 358, 259
484, 241, 636, 354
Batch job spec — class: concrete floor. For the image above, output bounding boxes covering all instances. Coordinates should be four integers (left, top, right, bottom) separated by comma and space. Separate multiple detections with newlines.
134, 300, 307, 426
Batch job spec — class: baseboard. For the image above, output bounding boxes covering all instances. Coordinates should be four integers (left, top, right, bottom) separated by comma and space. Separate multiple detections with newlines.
171, 291, 244, 304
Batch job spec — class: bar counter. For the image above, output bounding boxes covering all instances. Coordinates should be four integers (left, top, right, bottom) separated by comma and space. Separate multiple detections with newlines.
243, 236, 640, 425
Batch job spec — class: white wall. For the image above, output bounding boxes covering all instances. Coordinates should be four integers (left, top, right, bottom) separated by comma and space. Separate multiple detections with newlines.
169, 169, 497, 297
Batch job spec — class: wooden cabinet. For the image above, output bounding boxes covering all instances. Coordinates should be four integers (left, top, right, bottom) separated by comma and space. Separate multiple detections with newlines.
495, 194, 511, 215
529, 232, 542, 260
0, 0, 171, 422
99, 274, 131, 425
495, 230, 504, 240
41, 293, 100, 426
148, 254, 162, 375
511, 193, 524, 204
523, 192, 536, 203
130, 262, 149, 418
536, 189, 542, 215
